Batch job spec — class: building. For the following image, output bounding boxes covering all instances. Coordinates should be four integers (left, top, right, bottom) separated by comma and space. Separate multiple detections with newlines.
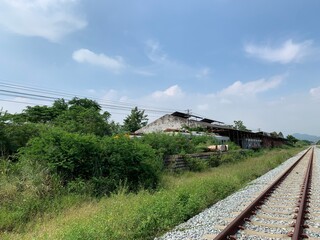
135, 111, 287, 149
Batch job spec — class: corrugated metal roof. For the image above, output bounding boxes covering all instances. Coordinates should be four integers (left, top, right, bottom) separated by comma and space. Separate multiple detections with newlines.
171, 111, 224, 124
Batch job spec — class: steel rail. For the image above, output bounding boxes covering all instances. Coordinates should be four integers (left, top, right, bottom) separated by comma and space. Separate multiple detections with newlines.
213, 147, 312, 240
291, 147, 313, 239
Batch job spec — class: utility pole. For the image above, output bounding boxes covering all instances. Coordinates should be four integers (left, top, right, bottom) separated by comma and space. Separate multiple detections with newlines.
186, 109, 191, 127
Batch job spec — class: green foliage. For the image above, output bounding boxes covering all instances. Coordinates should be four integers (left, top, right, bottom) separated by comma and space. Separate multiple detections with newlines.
226, 141, 241, 150
140, 133, 218, 159
233, 120, 249, 131
68, 97, 101, 111
123, 107, 148, 132
208, 154, 221, 167
54, 106, 111, 136
3, 147, 303, 240
220, 150, 254, 164
184, 155, 208, 172
140, 133, 191, 158
286, 134, 299, 145
19, 129, 162, 195
0, 156, 66, 232
109, 120, 124, 135
0, 122, 44, 157
23, 105, 55, 123
296, 140, 311, 147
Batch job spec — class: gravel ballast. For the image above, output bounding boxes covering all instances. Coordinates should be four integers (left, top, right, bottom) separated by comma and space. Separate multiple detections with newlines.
155, 148, 316, 240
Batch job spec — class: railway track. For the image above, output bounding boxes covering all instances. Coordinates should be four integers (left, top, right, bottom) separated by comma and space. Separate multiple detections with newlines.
210, 147, 319, 240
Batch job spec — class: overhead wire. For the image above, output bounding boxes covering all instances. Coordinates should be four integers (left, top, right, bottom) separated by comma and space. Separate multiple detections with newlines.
0, 80, 180, 111
0, 79, 184, 117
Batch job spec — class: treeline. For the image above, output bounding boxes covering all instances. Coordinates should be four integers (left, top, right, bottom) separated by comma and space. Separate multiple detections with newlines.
0, 98, 147, 155
0, 98, 222, 196
0, 98, 220, 231
0, 98, 308, 234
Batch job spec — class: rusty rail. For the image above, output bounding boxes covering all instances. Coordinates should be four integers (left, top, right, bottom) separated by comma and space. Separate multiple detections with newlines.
291, 148, 313, 239
213, 147, 312, 240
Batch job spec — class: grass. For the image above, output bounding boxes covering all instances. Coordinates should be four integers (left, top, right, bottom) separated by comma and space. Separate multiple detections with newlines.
0, 147, 305, 240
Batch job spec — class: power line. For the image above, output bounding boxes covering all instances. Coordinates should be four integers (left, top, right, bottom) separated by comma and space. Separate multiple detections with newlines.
0, 79, 184, 116
0, 80, 180, 112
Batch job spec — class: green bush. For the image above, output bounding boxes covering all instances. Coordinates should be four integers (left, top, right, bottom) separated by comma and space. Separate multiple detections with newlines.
19, 129, 162, 195
140, 133, 219, 158
0, 123, 45, 157
208, 154, 221, 167
184, 155, 208, 172
220, 150, 254, 164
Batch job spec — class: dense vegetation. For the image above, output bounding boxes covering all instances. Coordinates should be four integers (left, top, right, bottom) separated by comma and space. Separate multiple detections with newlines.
0, 98, 311, 239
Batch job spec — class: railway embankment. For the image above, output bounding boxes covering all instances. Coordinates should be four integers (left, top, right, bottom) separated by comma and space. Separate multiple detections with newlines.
0, 146, 309, 240
157, 147, 319, 240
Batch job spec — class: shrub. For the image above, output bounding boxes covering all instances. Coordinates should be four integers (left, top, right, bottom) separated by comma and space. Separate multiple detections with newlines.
100, 136, 163, 192
220, 150, 254, 164
184, 155, 208, 172
140, 133, 192, 158
0, 123, 45, 157
140, 133, 219, 158
19, 129, 162, 195
208, 154, 221, 167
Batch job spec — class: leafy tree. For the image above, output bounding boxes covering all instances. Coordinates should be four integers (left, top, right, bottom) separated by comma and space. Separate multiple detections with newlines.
286, 135, 299, 145
52, 98, 68, 116
54, 106, 111, 136
23, 105, 55, 123
109, 120, 123, 135
19, 129, 162, 194
233, 120, 248, 131
316, 140, 320, 145
68, 97, 101, 111
123, 107, 148, 132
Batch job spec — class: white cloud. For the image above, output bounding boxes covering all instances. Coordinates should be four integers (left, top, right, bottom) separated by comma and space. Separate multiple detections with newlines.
219, 75, 284, 97
133, 69, 155, 76
151, 85, 184, 99
196, 67, 210, 79
0, 0, 86, 42
145, 39, 167, 63
245, 39, 312, 64
310, 86, 320, 99
72, 48, 126, 73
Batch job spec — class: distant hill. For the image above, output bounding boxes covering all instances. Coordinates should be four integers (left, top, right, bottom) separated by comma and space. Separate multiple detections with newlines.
292, 133, 320, 143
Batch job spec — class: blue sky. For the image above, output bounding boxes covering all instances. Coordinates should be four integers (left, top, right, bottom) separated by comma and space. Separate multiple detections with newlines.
0, 0, 320, 136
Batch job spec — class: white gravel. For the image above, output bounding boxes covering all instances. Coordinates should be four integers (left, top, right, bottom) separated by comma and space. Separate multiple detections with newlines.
155, 148, 313, 240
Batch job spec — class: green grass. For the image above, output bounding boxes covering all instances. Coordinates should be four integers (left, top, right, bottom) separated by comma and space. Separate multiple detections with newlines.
0, 147, 305, 240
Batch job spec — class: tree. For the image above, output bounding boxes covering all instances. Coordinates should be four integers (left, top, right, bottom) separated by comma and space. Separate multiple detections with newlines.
233, 120, 248, 131
23, 105, 55, 123
54, 106, 111, 136
270, 131, 278, 137
278, 132, 284, 138
286, 135, 299, 145
123, 107, 148, 132
68, 97, 101, 111
52, 98, 68, 116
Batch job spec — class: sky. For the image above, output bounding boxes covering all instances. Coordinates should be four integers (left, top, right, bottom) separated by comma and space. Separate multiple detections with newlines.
0, 0, 320, 136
